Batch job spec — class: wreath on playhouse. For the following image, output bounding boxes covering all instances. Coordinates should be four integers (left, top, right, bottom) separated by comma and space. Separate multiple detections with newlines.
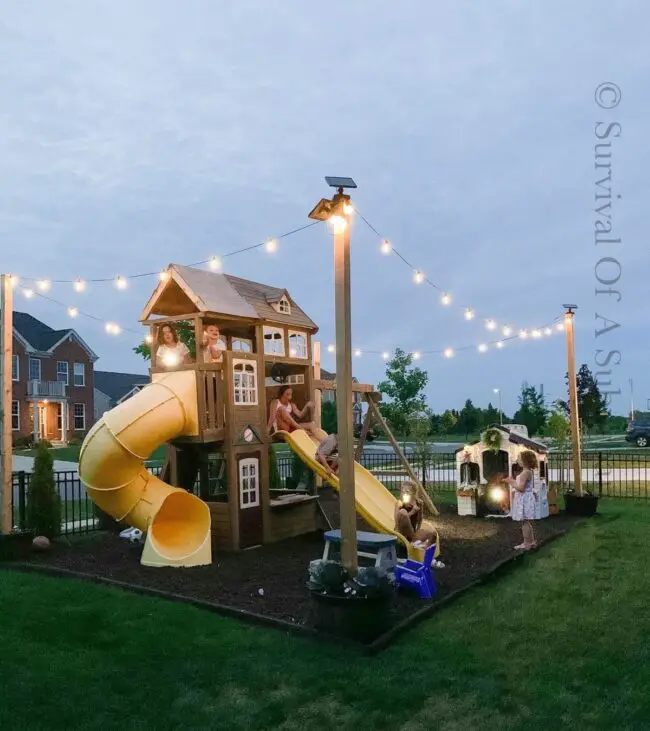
483, 427, 503, 454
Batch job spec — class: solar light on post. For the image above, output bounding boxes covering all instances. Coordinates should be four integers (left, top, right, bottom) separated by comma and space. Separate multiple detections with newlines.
309, 176, 358, 575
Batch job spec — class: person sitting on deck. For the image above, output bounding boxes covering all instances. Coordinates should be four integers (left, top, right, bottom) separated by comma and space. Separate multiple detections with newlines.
315, 433, 338, 476
394, 481, 437, 550
202, 324, 227, 363
268, 385, 319, 438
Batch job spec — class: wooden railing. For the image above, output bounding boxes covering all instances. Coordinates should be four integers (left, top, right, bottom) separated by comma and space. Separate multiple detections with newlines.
27, 380, 66, 398
198, 365, 225, 434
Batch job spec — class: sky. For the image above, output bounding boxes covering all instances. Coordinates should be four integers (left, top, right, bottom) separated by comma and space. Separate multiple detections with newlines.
1, 0, 647, 416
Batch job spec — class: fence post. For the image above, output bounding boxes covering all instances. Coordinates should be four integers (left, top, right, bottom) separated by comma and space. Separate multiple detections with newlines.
18, 471, 26, 530
598, 452, 603, 497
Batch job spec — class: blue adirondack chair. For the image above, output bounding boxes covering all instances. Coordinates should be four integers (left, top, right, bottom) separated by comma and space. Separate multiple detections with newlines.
393, 543, 437, 599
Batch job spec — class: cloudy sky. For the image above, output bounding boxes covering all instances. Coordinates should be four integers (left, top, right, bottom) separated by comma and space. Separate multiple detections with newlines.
1, 1, 646, 416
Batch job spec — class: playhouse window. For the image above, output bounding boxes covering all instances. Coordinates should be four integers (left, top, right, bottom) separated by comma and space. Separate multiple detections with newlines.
233, 360, 257, 405
286, 374, 305, 385
482, 450, 508, 480
288, 332, 307, 359
539, 459, 546, 479
460, 462, 480, 485
274, 296, 291, 314
232, 338, 253, 353
263, 327, 285, 356
239, 458, 260, 508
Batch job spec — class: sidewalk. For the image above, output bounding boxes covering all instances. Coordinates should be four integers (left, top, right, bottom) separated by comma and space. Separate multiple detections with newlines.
11, 455, 79, 474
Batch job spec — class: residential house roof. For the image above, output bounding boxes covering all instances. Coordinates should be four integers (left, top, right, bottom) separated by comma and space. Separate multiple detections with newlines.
455, 424, 548, 454
320, 368, 359, 383
94, 371, 150, 403
140, 264, 318, 332
12, 311, 99, 361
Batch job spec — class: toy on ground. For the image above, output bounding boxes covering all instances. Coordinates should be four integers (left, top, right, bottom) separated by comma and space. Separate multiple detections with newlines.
393, 543, 438, 599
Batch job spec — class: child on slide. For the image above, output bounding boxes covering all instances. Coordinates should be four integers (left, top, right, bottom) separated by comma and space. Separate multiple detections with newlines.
315, 433, 338, 476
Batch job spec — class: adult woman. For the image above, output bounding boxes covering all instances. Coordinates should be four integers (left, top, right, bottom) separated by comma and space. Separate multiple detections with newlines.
156, 324, 190, 368
394, 481, 437, 549
503, 450, 538, 550
268, 385, 319, 437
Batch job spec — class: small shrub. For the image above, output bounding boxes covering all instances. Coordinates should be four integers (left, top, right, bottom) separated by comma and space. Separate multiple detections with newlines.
26, 441, 61, 539
67, 434, 84, 447
38, 439, 53, 450
12, 434, 33, 449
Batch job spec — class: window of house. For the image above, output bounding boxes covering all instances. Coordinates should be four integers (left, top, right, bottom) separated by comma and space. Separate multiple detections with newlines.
11, 401, 19, 431
239, 457, 260, 508
57, 361, 69, 385
28, 357, 41, 381
233, 360, 257, 405
73, 403, 85, 431
73, 362, 85, 386
232, 338, 253, 353
288, 332, 307, 359
11, 355, 19, 381
273, 295, 291, 315
263, 327, 285, 356
56, 403, 63, 431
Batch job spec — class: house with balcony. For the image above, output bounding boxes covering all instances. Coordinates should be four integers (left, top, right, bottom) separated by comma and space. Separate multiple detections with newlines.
11, 312, 98, 444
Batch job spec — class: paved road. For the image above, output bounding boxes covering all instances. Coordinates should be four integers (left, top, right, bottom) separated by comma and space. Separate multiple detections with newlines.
12, 455, 79, 474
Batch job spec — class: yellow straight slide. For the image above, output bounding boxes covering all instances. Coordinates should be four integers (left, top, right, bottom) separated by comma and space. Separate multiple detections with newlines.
276, 429, 439, 561
79, 370, 211, 567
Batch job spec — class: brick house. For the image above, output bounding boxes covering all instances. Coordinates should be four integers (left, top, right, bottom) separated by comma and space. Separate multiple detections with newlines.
11, 311, 98, 444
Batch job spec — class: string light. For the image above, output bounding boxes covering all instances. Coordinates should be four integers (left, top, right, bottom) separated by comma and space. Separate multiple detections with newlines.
343, 203, 354, 216
265, 239, 278, 254
413, 271, 424, 284
485, 319, 496, 330
544, 327, 553, 336
519, 329, 528, 339
37, 279, 50, 292
556, 322, 565, 331
67, 307, 78, 318
354, 349, 362, 357
159, 270, 170, 281
441, 293, 451, 305
496, 341, 504, 349
105, 322, 121, 334
412, 351, 421, 360
145, 334, 153, 344
23, 288, 34, 299
74, 279, 86, 292
10, 275, 19, 287
380, 240, 392, 255
208, 256, 222, 271
382, 351, 390, 360
532, 329, 542, 339
115, 276, 127, 290
443, 347, 454, 358
327, 344, 335, 353
502, 325, 512, 337
464, 308, 475, 321
478, 343, 488, 353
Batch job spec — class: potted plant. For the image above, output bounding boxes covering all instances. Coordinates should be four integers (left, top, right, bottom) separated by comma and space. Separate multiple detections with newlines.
564, 487, 599, 516
307, 559, 394, 642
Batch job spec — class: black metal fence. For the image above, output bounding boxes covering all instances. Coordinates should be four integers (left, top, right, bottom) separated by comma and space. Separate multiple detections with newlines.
11, 449, 650, 536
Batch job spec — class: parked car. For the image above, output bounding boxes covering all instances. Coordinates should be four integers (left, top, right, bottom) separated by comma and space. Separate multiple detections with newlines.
625, 419, 650, 447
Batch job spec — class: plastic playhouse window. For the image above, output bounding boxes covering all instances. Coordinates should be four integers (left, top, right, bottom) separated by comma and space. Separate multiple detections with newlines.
233, 360, 258, 405
539, 459, 547, 479
482, 449, 508, 480
460, 462, 480, 484
288, 331, 307, 359
263, 327, 285, 356
239, 458, 260, 508
232, 338, 253, 353
276, 296, 291, 314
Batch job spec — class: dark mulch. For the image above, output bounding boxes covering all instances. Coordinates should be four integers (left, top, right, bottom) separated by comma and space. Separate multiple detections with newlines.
5, 500, 582, 645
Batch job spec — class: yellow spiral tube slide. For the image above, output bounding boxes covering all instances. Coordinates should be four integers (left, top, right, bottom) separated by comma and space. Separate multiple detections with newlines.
79, 370, 212, 567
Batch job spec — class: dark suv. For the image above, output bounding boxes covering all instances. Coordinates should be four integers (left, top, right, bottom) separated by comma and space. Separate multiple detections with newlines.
625, 420, 650, 447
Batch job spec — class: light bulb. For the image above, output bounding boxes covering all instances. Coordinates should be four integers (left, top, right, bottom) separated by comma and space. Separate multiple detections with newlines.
532, 329, 542, 338
67, 307, 78, 318
413, 271, 424, 284
115, 276, 127, 290
343, 203, 354, 215
443, 347, 454, 358
544, 327, 552, 336
23, 288, 34, 298
464, 308, 475, 321
9, 275, 19, 287
208, 256, 222, 271
412, 351, 421, 360
105, 322, 120, 334
496, 341, 504, 349
327, 344, 335, 353
329, 215, 347, 233
145, 334, 153, 344
441, 292, 451, 306
74, 279, 86, 293
478, 343, 488, 353
486, 319, 496, 330
382, 351, 390, 360
265, 239, 278, 254
159, 270, 170, 281
37, 279, 51, 292
519, 329, 528, 339
111, 324, 121, 335
354, 349, 362, 357
380, 240, 392, 255
502, 325, 512, 337
556, 322, 565, 331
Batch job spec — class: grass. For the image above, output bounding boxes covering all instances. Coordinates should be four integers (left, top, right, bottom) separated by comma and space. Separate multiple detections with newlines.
1, 499, 649, 730
14, 445, 168, 464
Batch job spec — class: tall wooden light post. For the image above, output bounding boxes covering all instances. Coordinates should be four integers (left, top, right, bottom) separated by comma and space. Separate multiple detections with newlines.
309, 177, 358, 574
563, 305, 583, 496
0, 274, 13, 534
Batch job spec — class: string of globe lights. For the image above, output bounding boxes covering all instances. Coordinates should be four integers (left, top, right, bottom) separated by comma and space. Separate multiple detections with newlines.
324, 313, 567, 362
356, 210, 538, 339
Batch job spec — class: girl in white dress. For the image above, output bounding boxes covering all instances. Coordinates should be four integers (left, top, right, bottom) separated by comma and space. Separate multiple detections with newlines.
504, 450, 538, 551
156, 324, 190, 368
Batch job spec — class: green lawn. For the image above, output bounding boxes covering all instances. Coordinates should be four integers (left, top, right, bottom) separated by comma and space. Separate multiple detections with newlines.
1, 499, 649, 730
14, 445, 168, 464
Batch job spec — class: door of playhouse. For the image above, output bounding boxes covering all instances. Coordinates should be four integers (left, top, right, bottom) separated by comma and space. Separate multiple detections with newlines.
238, 454, 263, 549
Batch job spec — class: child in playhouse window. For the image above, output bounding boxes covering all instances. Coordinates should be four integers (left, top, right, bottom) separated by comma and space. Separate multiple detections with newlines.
503, 449, 539, 551
202, 323, 227, 363
267, 385, 319, 438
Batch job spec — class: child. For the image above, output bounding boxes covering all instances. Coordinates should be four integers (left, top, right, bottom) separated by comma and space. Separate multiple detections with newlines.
202, 324, 227, 363
315, 433, 338, 476
267, 385, 319, 438
394, 481, 437, 549
503, 450, 539, 550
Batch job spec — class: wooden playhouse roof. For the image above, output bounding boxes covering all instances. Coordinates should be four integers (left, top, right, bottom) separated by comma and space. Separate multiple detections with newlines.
140, 264, 318, 332
454, 424, 548, 454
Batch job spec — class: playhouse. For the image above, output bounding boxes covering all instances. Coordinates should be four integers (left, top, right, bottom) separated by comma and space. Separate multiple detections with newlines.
455, 424, 554, 518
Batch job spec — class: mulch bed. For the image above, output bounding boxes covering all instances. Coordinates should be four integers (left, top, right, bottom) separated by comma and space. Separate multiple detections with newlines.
5, 502, 582, 648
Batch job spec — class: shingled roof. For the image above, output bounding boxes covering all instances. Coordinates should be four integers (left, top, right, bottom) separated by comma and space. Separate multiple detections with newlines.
12, 311, 98, 360
94, 371, 150, 403
140, 265, 318, 332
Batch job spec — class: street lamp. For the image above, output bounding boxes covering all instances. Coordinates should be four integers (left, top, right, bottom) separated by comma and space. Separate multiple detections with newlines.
493, 388, 503, 425
308, 176, 358, 574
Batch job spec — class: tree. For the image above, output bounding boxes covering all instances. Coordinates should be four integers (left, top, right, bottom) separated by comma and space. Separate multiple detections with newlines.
482, 402, 501, 428
546, 408, 570, 449
440, 409, 458, 434
377, 348, 428, 436
558, 364, 609, 432
27, 442, 61, 538
457, 399, 480, 438
133, 320, 197, 361
321, 401, 337, 434
512, 383, 548, 436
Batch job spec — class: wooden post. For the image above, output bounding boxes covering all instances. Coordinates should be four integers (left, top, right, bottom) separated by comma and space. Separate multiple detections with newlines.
354, 401, 374, 462
333, 207, 358, 574
564, 307, 583, 495
1, 274, 13, 534
313, 341, 323, 491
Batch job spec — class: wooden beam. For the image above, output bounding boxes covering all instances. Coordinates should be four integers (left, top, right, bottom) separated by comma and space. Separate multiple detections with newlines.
354, 407, 375, 463
565, 309, 583, 495
313, 341, 322, 491
314, 380, 374, 393
366, 398, 439, 517
0, 274, 12, 533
